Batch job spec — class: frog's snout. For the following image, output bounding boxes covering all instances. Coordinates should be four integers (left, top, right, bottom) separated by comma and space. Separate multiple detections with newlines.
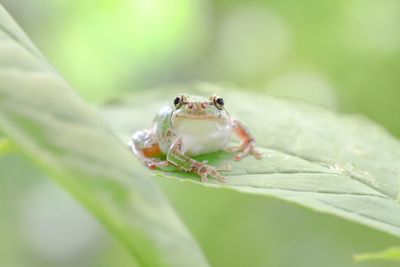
187, 102, 208, 113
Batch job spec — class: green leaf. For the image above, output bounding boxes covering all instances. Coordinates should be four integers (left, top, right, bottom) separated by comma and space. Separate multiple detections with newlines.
0, 5, 209, 267
103, 83, 400, 240
0, 139, 14, 156
354, 247, 400, 262
0, 151, 140, 267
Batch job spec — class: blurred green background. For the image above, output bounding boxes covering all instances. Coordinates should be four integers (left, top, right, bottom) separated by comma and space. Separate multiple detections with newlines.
1, 0, 399, 266
2, 0, 400, 135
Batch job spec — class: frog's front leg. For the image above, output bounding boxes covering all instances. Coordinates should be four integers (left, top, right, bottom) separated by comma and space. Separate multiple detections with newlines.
129, 129, 170, 169
167, 139, 226, 183
227, 119, 263, 161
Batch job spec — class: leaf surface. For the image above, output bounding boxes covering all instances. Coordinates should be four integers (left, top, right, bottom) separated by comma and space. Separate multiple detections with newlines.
103, 84, 400, 239
0, 5, 209, 267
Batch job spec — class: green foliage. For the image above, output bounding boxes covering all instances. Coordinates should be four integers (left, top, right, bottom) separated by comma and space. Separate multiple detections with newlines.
0, 5, 209, 267
0, 151, 140, 267
156, 178, 400, 267
28, 0, 206, 102
3, 0, 400, 136
1, 2, 400, 267
103, 85, 400, 266
0, 139, 14, 156
354, 247, 400, 262
104, 85, 400, 238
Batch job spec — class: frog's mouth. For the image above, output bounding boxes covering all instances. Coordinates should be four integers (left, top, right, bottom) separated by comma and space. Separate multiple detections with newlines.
174, 114, 227, 120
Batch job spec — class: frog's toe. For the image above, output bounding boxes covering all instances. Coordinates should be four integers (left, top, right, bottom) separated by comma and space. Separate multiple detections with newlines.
234, 145, 252, 161
234, 141, 262, 161
195, 163, 227, 183
216, 175, 227, 183
147, 163, 157, 169
145, 159, 170, 169
251, 149, 263, 159
209, 168, 227, 183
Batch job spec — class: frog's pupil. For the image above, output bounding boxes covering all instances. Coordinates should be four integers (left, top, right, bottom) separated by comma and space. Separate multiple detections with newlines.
174, 97, 180, 105
216, 98, 224, 106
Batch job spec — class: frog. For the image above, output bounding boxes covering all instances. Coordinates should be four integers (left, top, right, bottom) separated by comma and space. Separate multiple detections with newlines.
129, 93, 262, 182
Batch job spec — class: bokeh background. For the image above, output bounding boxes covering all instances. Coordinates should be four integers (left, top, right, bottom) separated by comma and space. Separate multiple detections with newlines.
1, 0, 399, 266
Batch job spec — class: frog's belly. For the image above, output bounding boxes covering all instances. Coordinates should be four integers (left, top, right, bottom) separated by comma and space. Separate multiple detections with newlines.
169, 117, 233, 156
179, 131, 232, 156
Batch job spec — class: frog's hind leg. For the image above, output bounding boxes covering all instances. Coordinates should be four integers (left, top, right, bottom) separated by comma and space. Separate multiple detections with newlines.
129, 129, 170, 169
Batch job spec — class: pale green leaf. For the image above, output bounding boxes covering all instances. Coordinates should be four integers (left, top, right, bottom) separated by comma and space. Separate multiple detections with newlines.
103, 84, 400, 239
354, 247, 400, 262
0, 5, 209, 267
0, 139, 14, 156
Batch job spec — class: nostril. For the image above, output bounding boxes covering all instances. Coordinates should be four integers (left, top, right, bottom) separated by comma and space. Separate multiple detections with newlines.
188, 102, 194, 109
201, 103, 207, 109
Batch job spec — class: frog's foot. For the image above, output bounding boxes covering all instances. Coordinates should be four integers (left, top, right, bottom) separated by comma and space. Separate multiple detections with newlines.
202, 160, 231, 172
193, 162, 227, 183
227, 141, 262, 161
144, 158, 170, 170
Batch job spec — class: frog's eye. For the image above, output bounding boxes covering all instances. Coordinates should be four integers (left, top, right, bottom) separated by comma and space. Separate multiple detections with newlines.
213, 95, 224, 110
174, 95, 184, 108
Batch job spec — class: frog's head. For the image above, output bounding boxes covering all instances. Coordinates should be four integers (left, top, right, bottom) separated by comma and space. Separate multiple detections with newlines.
170, 93, 231, 135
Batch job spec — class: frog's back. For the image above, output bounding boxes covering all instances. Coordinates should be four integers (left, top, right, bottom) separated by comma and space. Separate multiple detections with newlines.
153, 104, 175, 154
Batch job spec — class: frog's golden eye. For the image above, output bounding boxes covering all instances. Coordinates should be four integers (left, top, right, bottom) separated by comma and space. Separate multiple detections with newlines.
212, 95, 224, 110
174, 94, 185, 108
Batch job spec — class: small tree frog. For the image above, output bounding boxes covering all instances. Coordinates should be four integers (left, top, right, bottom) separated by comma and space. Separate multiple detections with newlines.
129, 93, 262, 182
